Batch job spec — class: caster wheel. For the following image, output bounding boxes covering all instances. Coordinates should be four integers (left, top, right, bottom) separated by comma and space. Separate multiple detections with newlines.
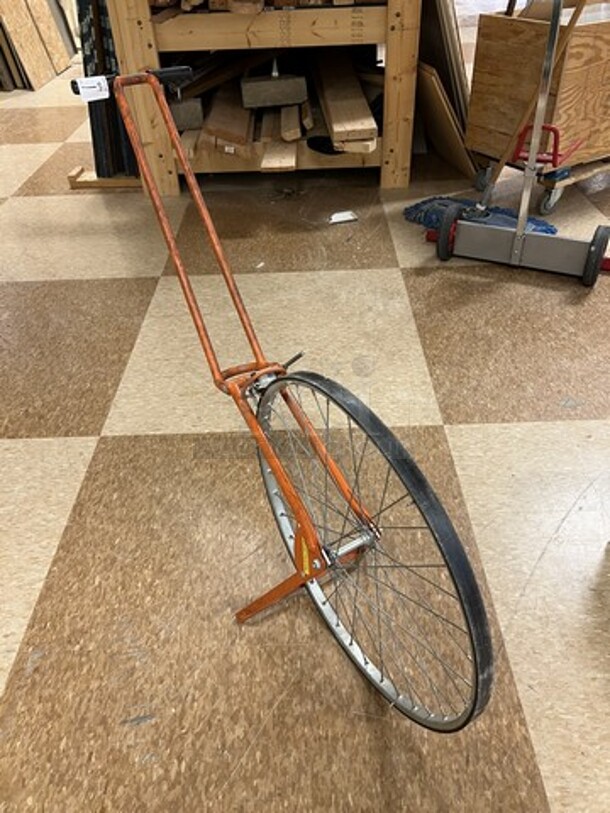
539, 187, 564, 215
582, 225, 610, 287
474, 167, 492, 193
437, 203, 464, 262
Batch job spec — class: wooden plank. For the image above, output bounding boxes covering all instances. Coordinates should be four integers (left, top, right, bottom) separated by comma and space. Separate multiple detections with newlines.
180, 129, 200, 159
107, 0, 178, 196
25, 0, 71, 73
300, 99, 314, 130
334, 137, 377, 153
261, 140, 298, 171
417, 63, 476, 179
313, 49, 377, 141
202, 82, 253, 145
241, 73, 307, 108
187, 136, 382, 173
260, 109, 281, 142
281, 105, 301, 141
153, 7, 387, 51
381, 0, 421, 188
68, 166, 141, 190
0, 0, 55, 89
228, 0, 264, 11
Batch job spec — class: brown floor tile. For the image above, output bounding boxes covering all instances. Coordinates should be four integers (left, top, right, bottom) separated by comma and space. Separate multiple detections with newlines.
0, 431, 548, 812
404, 265, 610, 424
0, 278, 157, 438
164, 182, 398, 275
15, 142, 98, 196
0, 107, 87, 145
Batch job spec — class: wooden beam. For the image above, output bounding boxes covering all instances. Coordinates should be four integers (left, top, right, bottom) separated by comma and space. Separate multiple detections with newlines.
202, 83, 252, 145
261, 140, 298, 171
153, 7, 387, 51
68, 166, 141, 190
107, 0, 179, 196
381, 0, 421, 188
313, 50, 377, 141
260, 109, 281, 142
281, 105, 301, 141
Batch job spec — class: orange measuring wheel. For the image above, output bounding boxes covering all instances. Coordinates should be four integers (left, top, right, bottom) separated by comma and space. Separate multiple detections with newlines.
74, 68, 493, 732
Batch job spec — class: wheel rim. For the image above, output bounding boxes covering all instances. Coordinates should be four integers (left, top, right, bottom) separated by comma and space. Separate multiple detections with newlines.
257, 373, 492, 732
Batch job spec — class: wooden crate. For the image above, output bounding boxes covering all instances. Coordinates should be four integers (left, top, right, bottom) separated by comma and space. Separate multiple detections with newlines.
465, 13, 610, 168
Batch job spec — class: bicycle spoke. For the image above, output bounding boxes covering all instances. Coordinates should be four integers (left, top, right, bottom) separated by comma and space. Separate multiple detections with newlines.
257, 374, 491, 730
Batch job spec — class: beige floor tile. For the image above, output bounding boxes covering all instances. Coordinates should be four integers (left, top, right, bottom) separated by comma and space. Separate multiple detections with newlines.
0, 143, 60, 197
0, 107, 87, 144
404, 263, 610, 425
66, 119, 92, 143
0, 279, 158, 438
0, 437, 97, 696
15, 142, 100, 196
447, 420, 610, 813
0, 67, 84, 110
103, 270, 442, 436
0, 195, 187, 281
0, 432, 547, 812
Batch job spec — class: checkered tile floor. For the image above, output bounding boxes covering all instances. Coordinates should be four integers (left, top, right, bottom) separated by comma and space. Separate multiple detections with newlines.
1, 10, 609, 811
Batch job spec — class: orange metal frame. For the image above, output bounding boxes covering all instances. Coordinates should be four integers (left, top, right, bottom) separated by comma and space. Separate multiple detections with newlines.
113, 72, 368, 622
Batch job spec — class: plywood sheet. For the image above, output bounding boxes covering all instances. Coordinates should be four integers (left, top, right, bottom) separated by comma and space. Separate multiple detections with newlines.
418, 63, 476, 179
465, 14, 562, 158
26, 0, 72, 72
0, 0, 55, 89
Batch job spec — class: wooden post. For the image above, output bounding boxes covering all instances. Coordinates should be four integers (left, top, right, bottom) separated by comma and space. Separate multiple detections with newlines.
106, 0, 180, 196
381, 0, 421, 189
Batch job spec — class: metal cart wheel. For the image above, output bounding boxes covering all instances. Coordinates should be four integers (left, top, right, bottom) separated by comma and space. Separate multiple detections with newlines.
437, 204, 464, 262
474, 166, 492, 193
539, 187, 564, 215
582, 225, 610, 287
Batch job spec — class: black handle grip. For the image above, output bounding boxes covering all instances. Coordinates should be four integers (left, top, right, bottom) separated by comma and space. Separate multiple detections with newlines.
151, 66, 194, 85
71, 66, 193, 96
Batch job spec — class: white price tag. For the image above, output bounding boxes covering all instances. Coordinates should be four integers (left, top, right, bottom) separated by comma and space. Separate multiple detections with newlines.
76, 76, 110, 103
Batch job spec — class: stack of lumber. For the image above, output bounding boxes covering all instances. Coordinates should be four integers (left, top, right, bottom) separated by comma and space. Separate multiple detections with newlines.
173, 48, 380, 172
0, 0, 75, 91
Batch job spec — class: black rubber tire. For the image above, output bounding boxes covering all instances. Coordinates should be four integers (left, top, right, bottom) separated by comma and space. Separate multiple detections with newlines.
256, 371, 493, 732
582, 225, 610, 288
437, 203, 464, 262
539, 187, 564, 216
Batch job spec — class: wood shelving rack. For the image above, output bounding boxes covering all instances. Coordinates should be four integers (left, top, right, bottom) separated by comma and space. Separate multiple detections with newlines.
106, 0, 422, 196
